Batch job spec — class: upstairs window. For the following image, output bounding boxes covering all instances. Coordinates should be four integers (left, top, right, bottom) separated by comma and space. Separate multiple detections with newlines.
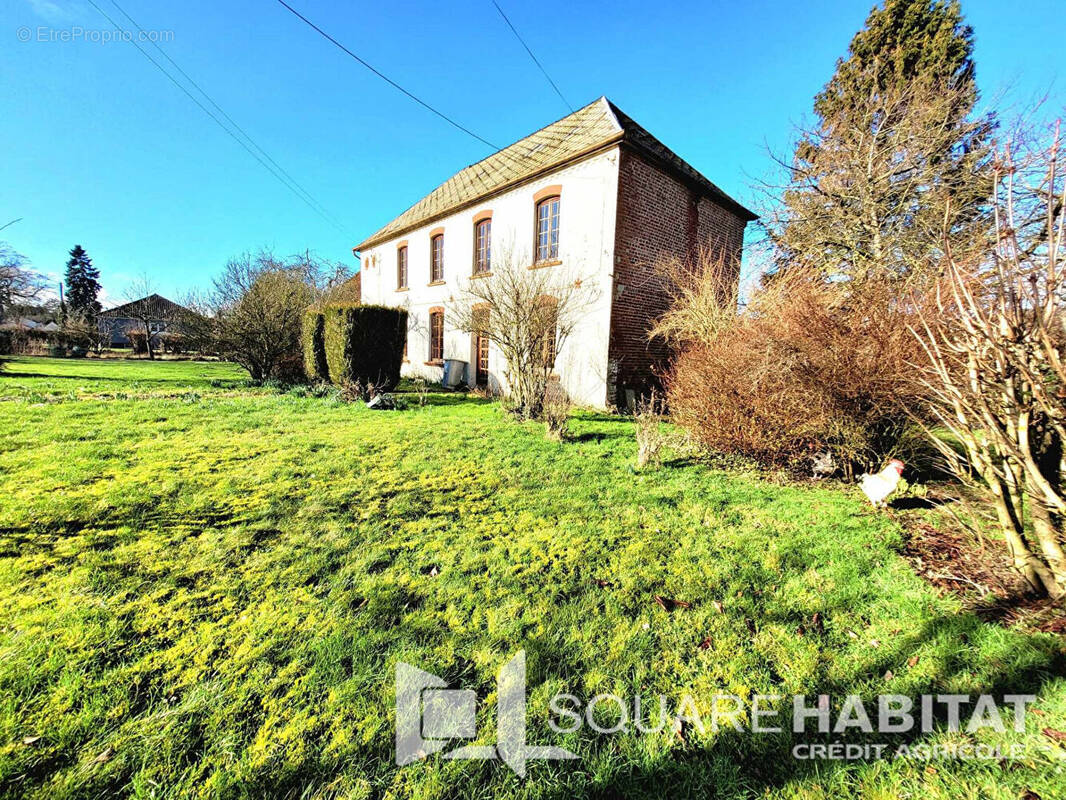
397, 246, 408, 289
535, 196, 560, 263
429, 309, 444, 361
474, 219, 491, 274
430, 234, 444, 283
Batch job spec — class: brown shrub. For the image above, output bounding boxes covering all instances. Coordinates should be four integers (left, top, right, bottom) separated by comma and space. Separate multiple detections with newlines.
542, 380, 571, 441
663, 268, 925, 475
634, 393, 667, 470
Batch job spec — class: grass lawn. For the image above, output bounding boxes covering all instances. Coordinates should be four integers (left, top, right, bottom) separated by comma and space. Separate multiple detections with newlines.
0, 356, 1063, 799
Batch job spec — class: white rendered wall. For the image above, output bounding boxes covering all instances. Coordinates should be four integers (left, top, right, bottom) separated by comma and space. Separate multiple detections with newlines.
358, 147, 620, 408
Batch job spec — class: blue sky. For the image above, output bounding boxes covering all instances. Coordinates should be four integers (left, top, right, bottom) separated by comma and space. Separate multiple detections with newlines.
2, 0, 1060, 307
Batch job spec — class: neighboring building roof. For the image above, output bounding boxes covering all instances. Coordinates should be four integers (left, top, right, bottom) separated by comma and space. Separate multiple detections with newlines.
99, 294, 190, 319
38, 321, 60, 331
355, 96, 756, 252
0, 318, 35, 330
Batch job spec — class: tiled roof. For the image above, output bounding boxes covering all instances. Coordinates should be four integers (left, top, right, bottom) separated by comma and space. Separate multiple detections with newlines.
355, 97, 755, 251
99, 294, 190, 319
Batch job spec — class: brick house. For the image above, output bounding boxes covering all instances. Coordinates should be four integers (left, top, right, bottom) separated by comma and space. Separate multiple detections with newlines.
355, 96, 755, 408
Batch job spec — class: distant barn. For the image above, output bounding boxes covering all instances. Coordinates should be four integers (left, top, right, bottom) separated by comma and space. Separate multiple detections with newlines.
97, 294, 192, 348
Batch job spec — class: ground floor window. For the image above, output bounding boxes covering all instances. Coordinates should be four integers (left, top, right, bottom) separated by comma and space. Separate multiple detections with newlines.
429, 310, 444, 362
473, 306, 489, 384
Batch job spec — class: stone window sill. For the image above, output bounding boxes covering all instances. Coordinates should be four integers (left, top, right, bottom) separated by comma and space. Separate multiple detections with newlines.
471, 271, 493, 279
396, 286, 409, 292
529, 259, 562, 270
425, 359, 444, 366
427, 280, 446, 287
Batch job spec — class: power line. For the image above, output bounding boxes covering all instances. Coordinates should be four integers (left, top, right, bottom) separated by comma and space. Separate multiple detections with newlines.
83, 0, 350, 235
105, 0, 345, 232
274, 0, 499, 150
491, 1, 572, 113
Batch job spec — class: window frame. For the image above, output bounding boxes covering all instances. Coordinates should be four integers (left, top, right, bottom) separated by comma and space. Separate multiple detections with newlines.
473, 218, 492, 275
430, 233, 445, 284
396, 244, 408, 290
472, 304, 490, 384
428, 308, 444, 363
534, 195, 561, 264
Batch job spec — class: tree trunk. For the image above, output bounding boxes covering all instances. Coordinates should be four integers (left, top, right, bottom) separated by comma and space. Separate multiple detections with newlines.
143, 320, 155, 360
1029, 499, 1066, 600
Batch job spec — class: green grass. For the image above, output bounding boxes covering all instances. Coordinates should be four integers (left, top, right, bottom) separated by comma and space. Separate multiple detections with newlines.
0, 356, 1063, 799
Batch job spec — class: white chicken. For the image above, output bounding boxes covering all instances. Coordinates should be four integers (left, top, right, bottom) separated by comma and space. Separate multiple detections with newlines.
859, 460, 904, 507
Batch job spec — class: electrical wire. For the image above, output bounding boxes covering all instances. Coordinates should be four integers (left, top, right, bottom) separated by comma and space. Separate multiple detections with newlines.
274, 0, 498, 150
491, 0, 572, 112
84, 0, 350, 234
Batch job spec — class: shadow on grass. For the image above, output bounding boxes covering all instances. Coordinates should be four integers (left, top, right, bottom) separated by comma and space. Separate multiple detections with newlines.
4, 407, 1062, 800
531, 613, 1063, 799
889, 495, 959, 510
0, 371, 163, 383
416, 393, 494, 408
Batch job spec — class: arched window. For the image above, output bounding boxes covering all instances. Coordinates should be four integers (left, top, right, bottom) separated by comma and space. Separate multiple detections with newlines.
473, 304, 490, 385
430, 234, 444, 283
535, 195, 560, 263
474, 218, 491, 274
397, 245, 408, 289
429, 308, 444, 362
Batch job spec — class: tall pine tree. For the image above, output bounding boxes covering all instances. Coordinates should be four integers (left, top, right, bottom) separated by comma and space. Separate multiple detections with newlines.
772, 0, 994, 285
64, 245, 102, 320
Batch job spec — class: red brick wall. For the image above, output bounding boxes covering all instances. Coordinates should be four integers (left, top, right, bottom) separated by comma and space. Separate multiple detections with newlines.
608, 148, 747, 407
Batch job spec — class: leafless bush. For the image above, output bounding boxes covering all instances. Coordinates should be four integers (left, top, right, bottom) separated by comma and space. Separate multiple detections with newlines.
60, 313, 110, 353
125, 326, 149, 355
662, 265, 925, 475
651, 249, 739, 348
634, 393, 667, 470
412, 378, 429, 408
450, 246, 596, 420
0, 242, 46, 319
542, 380, 571, 441
337, 379, 363, 404
912, 126, 1066, 599
207, 251, 349, 383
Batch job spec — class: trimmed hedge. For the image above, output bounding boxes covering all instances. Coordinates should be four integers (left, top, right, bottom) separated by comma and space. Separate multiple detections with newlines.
320, 304, 408, 390
302, 309, 328, 382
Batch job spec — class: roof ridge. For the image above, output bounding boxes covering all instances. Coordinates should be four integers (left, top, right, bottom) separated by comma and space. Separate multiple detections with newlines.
355, 97, 754, 251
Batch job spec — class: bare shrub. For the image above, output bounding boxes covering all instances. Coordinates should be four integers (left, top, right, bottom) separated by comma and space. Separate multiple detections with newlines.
651, 249, 739, 349
207, 251, 348, 383
663, 264, 925, 475
634, 393, 667, 470
337, 379, 363, 404
542, 381, 571, 441
125, 326, 149, 355
450, 246, 596, 420
912, 128, 1066, 599
0, 242, 46, 319
412, 378, 429, 408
